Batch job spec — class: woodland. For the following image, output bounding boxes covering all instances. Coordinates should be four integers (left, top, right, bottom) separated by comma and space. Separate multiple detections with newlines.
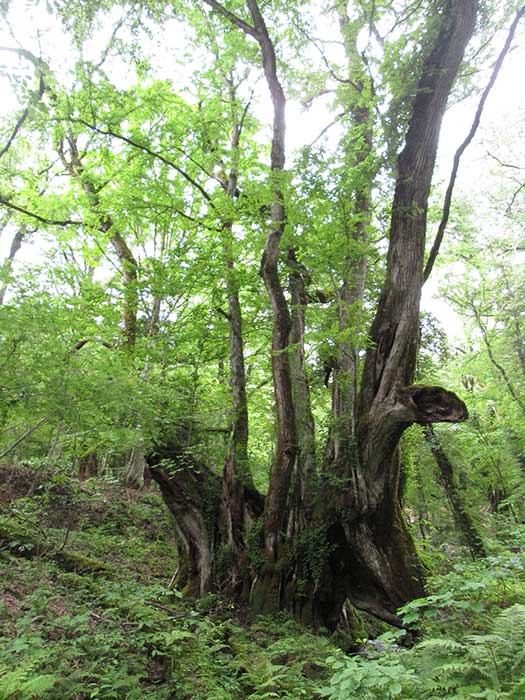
1, 0, 525, 698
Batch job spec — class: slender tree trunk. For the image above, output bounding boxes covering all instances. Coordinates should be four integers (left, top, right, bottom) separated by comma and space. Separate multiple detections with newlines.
324, 5, 373, 470
220, 268, 251, 592
0, 417, 49, 459
415, 461, 429, 541
286, 248, 316, 538
0, 227, 25, 305
219, 80, 252, 582
514, 318, 525, 378
78, 451, 100, 480
236, 0, 298, 561
470, 301, 525, 413
58, 133, 138, 348
124, 448, 146, 487
125, 288, 166, 487
106, 226, 138, 349
58, 133, 140, 479
425, 425, 486, 558
149, 75, 256, 594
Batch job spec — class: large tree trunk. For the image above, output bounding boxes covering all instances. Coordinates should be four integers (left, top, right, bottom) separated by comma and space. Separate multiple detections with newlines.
147, 442, 263, 597
148, 446, 222, 596
327, 0, 477, 623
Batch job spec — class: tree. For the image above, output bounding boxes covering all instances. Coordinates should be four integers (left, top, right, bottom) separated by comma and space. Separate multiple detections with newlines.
3, 0, 521, 630
145, 0, 476, 629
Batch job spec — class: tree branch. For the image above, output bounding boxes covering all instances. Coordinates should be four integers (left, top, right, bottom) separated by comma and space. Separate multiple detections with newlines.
0, 417, 49, 459
0, 49, 47, 159
293, 20, 362, 91
67, 117, 214, 205
506, 180, 525, 215
308, 111, 345, 147
486, 150, 524, 171
74, 338, 113, 351
423, 5, 525, 282
202, 0, 258, 37
0, 194, 81, 226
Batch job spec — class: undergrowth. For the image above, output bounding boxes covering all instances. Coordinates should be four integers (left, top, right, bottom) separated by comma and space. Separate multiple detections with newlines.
0, 465, 335, 699
1, 465, 524, 699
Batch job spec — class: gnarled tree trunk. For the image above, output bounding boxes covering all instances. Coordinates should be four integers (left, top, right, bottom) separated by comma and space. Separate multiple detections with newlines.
149, 0, 477, 632
313, 0, 477, 623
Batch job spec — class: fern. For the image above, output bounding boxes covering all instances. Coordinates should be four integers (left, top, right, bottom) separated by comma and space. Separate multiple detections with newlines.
0, 663, 57, 699
417, 638, 466, 653
320, 605, 525, 700
409, 604, 525, 699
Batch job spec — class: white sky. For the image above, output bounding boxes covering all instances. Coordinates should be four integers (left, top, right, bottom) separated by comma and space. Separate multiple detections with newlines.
1, 2, 524, 340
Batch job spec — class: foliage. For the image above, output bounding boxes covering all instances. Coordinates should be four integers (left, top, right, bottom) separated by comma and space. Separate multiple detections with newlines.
320, 550, 525, 700
2, 464, 525, 699
1, 0, 525, 697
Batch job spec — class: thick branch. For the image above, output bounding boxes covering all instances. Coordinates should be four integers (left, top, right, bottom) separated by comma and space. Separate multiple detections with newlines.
202, 0, 257, 37
400, 385, 468, 425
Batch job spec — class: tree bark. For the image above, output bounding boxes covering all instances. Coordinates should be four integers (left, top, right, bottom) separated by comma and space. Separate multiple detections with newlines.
148, 446, 221, 596
219, 80, 254, 593
324, 3, 373, 470
147, 442, 263, 597
231, 0, 298, 559
0, 226, 26, 305
317, 0, 477, 624
286, 248, 316, 538
78, 451, 100, 480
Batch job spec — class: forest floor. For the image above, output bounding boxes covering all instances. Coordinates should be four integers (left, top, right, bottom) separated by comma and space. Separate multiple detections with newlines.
0, 465, 337, 699
1, 464, 525, 700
